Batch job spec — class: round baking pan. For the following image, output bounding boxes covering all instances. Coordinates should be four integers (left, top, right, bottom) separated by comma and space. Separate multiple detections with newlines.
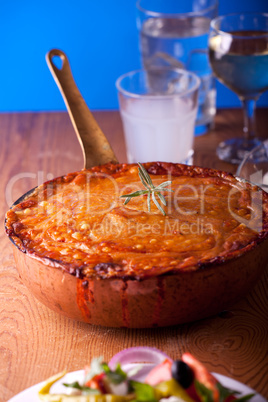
5, 50, 268, 328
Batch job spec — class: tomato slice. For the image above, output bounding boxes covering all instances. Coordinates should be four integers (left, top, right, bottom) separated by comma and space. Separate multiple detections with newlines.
85, 372, 107, 394
182, 353, 219, 401
145, 358, 173, 386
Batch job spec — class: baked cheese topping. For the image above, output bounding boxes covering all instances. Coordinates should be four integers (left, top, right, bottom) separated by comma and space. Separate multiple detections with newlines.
5, 163, 268, 279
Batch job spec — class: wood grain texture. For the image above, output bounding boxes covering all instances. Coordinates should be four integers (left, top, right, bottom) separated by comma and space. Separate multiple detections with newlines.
0, 110, 267, 401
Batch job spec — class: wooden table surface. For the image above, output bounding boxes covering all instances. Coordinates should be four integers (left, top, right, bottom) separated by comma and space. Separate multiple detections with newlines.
0, 109, 267, 401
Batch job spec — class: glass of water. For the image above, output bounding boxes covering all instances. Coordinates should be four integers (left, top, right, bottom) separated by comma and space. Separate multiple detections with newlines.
116, 67, 200, 164
136, 0, 218, 135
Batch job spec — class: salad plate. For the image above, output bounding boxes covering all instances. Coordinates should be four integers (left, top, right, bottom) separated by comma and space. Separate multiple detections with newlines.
8, 368, 266, 402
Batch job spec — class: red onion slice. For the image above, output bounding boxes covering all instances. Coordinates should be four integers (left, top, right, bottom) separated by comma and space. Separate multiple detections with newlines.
109, 346, 172, 380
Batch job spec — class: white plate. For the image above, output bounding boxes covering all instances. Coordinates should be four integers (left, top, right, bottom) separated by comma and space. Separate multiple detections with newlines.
8, 368, 266, 402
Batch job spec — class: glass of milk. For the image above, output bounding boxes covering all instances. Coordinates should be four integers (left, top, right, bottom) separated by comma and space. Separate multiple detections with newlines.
116, 67, 200, 164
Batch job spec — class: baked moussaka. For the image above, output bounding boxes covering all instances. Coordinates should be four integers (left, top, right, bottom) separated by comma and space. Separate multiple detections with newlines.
5, 162, 268, 327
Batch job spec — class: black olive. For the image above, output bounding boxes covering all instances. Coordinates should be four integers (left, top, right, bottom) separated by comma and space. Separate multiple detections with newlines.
171, 360, 194, 389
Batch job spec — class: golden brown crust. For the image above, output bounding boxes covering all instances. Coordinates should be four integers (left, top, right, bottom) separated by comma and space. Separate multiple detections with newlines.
5, 162, 268, 280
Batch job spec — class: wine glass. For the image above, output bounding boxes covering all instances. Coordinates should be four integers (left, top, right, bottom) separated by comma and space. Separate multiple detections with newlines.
209, 13, 268, 164
236, 140, 268, 191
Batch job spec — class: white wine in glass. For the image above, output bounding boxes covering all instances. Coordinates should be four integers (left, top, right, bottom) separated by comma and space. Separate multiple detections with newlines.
209, 13, 268, 164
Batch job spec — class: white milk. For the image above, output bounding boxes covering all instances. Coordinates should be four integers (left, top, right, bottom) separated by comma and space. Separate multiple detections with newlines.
120, 96, 197, 164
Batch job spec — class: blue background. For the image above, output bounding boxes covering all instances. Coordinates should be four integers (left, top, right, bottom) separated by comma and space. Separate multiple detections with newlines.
0, 0, 268, 112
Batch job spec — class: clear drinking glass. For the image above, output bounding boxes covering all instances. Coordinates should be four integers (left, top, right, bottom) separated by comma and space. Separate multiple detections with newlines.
116, 67, 200, 164
136, 0, 218, 135
209, 13, 268, 164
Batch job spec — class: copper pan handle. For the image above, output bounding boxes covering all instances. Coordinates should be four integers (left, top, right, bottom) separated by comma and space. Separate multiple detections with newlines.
46, 49, 118, 169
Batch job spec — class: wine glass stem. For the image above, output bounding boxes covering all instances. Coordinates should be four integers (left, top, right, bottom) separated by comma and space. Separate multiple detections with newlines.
241, 98, 257, 141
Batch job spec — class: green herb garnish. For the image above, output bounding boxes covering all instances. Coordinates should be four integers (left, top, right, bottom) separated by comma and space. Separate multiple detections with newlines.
195, 380, 214, 402
63, 381, 100, 395
235, 394, 256, 401
102, 362, 127, 384
217, 382, 255, 402
195, 380, 255, 402
130, 380, 157, 402
120, 163, 173, 216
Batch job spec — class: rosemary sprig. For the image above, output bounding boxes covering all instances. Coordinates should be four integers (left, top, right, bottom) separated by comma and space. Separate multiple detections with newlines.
120, 163, 173, 216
